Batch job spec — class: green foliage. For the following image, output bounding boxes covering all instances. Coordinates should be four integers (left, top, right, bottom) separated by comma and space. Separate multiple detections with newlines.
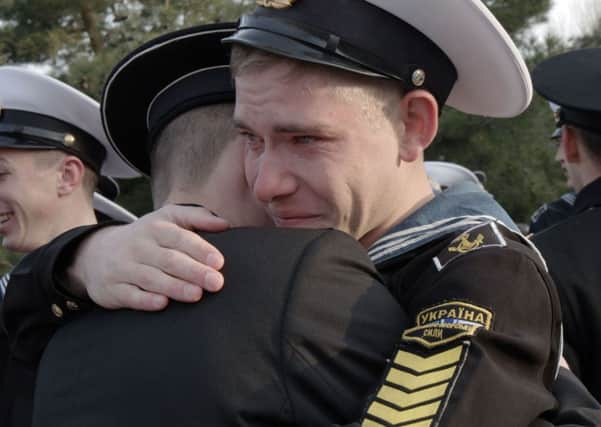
430, 92, 567, 222
484, 0, 551, 39
427, 0, 579, 224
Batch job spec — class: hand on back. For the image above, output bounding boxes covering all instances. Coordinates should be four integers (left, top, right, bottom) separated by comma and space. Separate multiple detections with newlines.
67, 204, 229, 310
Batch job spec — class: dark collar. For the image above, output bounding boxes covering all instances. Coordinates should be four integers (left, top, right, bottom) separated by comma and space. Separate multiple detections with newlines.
574, 177, 601, 213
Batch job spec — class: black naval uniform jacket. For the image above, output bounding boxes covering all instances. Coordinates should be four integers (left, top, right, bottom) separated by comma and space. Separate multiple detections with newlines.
356, 219, 566, 427
2, 221, 601, 426
534, 177, 601, 402
3, 226, 407, 427
529, 192, 577, 234
0, 225, 107, 427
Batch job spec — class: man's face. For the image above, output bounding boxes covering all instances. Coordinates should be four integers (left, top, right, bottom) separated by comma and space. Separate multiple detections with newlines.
0, 148, 61, 252
234, 62, 410, 246
555, 127, 581, 191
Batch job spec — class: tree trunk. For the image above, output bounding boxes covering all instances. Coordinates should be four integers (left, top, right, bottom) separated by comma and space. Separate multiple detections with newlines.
80, 3, 104, 54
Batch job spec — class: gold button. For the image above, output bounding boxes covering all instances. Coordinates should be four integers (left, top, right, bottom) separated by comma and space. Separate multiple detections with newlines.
51, 304, 64, 318
63, 134, 76, 146
66, 300, 79, 311
412, 69, 426, 87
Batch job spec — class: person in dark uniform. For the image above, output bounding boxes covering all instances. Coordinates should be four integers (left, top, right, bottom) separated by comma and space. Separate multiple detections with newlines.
532, 48, 601, 401
0, 66, 138, 427
0, 67, 138, 255
529, 191, 576, 234
223, 3, 562, 424
3, 4, 601, 427
17, 23, 405, 426
529, 103, 577, 234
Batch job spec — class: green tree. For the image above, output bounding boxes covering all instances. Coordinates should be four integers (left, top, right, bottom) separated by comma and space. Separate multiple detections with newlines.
427, 0, 573, 224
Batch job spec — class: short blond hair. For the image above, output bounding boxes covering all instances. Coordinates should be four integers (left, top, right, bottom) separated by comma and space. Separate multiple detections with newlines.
34, 150, 97, 200
230, 45, 404, 129
150, 103, 235, 206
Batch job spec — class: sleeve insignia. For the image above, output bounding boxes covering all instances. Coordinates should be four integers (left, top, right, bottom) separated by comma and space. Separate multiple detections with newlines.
433, 222, 506, 271
361, 344, 469, 427
401, 301, 493, 349
530, 204, 548, 224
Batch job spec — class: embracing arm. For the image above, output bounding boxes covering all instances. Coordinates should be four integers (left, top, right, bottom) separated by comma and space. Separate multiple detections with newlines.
2, 204, 228, 364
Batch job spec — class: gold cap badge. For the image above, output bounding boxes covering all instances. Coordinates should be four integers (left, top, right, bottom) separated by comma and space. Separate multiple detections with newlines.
256, 0, 296, 9
63, 133, 76, 147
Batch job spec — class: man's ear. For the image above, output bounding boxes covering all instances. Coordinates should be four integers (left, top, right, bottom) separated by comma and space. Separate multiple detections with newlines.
57, 155, 86, 196
563, 126, 581, 163
398, 90, 439, 162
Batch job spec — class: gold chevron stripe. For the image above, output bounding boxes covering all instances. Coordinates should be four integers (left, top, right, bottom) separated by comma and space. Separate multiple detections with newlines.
362, 416, 434, 427
403, 420, 434, 427
386, 365, 457, 391
361, 419, 386, 427
367, 400, 441, 425
393, 346, 463, 373
377, 383, 448, 409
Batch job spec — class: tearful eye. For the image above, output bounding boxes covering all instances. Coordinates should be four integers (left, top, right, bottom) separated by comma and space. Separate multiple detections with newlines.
238, 131, 263, 151
294, 136, 317, 144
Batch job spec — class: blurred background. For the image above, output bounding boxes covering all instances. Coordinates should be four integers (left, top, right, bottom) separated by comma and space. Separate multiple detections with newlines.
0, 0, 599, 270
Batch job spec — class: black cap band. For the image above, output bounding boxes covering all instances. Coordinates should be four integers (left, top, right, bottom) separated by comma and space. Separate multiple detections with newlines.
146, 66, 234, 152
0, 109, 106, 173
224, 0, 457, 107
559, 108, 601, 135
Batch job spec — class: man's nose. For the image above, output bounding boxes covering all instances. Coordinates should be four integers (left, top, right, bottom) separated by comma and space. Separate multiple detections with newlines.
555, 143, 563, 162
251, 150, 298, 204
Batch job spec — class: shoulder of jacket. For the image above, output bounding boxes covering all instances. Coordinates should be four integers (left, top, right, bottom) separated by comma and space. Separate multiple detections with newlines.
432, 221, 538, 272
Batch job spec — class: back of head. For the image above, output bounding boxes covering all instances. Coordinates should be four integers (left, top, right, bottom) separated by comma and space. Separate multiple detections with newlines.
533, 48, 601, 177
101, 23, 271, 224
151, 103, 235, 206
101, 23, 237, 179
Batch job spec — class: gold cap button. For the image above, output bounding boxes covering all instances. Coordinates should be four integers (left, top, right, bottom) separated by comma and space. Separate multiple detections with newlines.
63, 134, 76, 146
412, 69, 426, 87
51, 304, 64, 318
66, 300, 79, 311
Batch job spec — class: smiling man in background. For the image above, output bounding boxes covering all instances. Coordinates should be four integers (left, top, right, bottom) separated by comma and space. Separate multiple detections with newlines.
0, 66, 138, 427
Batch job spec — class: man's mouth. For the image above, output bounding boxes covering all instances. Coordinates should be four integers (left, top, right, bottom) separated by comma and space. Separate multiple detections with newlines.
272, 213, 321, 227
